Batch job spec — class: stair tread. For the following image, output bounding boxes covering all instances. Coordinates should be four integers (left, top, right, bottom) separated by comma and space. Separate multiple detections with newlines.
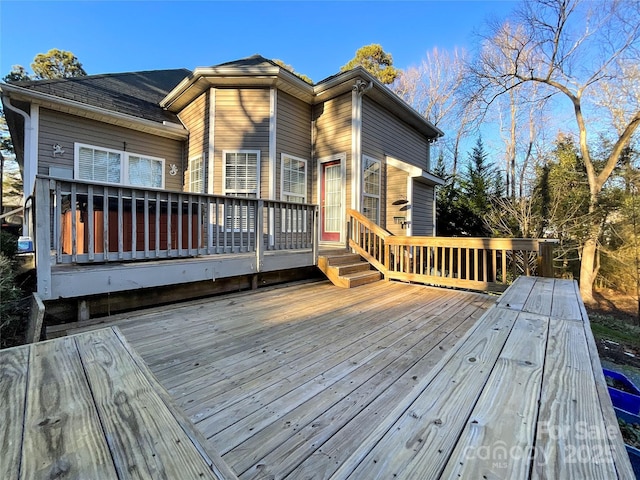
342, 270, 381, 279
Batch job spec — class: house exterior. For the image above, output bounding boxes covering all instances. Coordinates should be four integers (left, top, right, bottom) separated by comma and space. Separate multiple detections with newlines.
0, 55, 443, 306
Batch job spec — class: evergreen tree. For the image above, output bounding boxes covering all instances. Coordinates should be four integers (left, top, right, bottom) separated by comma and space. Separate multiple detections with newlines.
341, 44, 399, 84
458, 137, 498, 236
31, 49, 86, 79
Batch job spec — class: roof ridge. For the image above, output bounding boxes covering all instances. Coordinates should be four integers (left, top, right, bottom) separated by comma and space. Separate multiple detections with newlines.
8, 68, 191, 86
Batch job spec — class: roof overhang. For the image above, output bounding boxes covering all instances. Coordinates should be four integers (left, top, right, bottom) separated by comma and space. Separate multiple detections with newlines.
0, 83, 189, 141
162, 65, 315, 111
315, 68, 444, 140
386, 155, 445, 186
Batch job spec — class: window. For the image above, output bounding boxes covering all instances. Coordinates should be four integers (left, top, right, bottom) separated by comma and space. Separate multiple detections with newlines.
76, 145, 122, 183
281, 154, 307, 232
189, 155, 204, 193
128, 155, 164, 188
74, 143, 165, 188
223, 151, 260, 231
362, 156, 381, 223
281, 155, 307, 204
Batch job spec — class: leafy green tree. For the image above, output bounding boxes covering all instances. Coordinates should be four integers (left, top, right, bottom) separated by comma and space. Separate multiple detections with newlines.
341, 44, 399, 84
31, 49, 86, 79
3, 65, 30, 83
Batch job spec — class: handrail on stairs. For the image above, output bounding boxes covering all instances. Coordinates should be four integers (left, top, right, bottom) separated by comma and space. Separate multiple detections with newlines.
346, 209, 393, 273
346, 208, 556, 293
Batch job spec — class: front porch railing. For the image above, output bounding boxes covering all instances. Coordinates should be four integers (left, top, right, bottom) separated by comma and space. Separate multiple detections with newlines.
34, 175, 318, 272
347, 209, 555, 292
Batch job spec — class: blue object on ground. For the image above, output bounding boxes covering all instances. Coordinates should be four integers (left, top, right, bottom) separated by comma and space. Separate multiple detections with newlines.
605, 368, 640, 396
613, 407, 640, 479
609, 387, 640, 415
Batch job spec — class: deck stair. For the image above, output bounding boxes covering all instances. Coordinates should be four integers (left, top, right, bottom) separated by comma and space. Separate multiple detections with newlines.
318, 249, 381, 288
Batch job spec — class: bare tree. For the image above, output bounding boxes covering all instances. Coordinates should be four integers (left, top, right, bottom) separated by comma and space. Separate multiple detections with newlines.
394, 48, 479, 177
470, 0, 640, 302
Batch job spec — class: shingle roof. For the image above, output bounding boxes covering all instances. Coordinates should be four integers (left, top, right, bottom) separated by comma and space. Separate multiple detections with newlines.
9, 69, 191, 123
212, 54, 280, 69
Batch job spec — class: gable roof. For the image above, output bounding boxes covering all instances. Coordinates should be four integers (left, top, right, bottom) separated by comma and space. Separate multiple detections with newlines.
1, 55, 443, 140
6, 69, 190, 124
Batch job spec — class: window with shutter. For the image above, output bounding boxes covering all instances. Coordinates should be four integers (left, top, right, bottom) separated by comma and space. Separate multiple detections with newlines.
189, 155, 204, 193
223, 151, 260, 231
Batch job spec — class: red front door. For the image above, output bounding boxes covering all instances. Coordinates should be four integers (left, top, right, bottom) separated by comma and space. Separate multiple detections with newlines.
321, 161, 342, 242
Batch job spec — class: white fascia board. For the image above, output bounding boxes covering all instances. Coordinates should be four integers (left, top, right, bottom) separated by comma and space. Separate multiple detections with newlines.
385, 155, 444, 186
1, 83, 188, 140
162, 66, 313, 109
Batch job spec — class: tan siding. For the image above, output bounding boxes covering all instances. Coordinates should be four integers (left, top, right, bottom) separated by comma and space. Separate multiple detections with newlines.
412, 181, 434, 236
362, 97, 430, 171
38, 108, 184, 191
277, 91, 312, 201
386, 165, 409, 236
214, 88, 270, 197
312, 93, 352, 207
178, 92, 209, 191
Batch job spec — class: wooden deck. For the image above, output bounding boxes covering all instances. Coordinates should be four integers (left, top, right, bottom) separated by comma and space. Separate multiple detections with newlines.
1, 326, 237, 479
50, 277, 633, 479
61, 280, 493, 479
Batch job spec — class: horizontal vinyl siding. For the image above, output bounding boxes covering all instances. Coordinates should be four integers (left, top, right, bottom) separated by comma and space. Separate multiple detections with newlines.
312, 93, 352, 208
277, 91, 312, 201
38, 108, 184, 191
386, 165, 408, 236
214, 88, 270, 197
178, 92, 208, 191
412, 181, 434, 236
362, 97, 430, 171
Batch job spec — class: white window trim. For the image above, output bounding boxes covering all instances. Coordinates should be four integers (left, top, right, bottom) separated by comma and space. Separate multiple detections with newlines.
188, 154, 205, 193
222, 149, 261, 197
362, 155, 381, 224
74, 142, 165, 189
222, 150, 261, 233
280, 153, 308, 233
74, 142, 124, 183
125, 152, 165, 189
280, 153, 308, 203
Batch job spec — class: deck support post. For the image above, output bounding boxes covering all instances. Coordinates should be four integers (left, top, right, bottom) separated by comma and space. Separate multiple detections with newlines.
538, 241, 555, 278
77, 299, 90, 322
35, 177, 53, 300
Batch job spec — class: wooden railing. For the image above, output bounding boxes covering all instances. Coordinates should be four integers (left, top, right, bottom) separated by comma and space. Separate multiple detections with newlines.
35, 176, 318, 266
347, 209, 555, 292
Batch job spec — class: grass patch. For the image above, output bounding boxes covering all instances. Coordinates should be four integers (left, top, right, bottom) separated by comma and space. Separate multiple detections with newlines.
590, 312, 640, 350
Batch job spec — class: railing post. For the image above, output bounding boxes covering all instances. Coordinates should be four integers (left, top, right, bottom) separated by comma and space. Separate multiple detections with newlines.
345, 217, 351, 251
538, 241, 555, 278
35, 178, 53, 300
256, 200, 264, 272
312, 206, 319, 265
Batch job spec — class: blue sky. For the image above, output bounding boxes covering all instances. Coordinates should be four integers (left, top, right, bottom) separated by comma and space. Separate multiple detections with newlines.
1, 1, 516, 82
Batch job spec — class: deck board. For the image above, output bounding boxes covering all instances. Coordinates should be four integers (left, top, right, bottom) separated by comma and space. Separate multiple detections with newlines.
55, 277, 632, 479
0, 346, 30, 480
63, 280, 493, 478
21, 337, 117, 479
440, 311, 549, 478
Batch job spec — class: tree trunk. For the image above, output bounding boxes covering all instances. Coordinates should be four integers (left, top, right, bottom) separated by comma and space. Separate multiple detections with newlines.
579, 237, 597, 303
